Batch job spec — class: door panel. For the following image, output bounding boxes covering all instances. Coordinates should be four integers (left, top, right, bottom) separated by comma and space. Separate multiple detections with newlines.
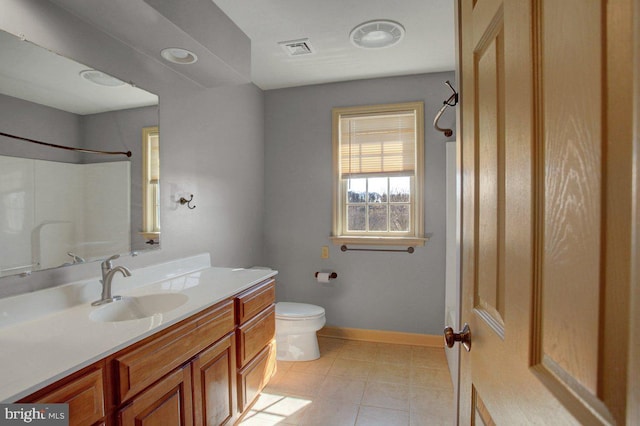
537, 0, 603, 396
475, 14, 505, 334
458, 0, 635, 424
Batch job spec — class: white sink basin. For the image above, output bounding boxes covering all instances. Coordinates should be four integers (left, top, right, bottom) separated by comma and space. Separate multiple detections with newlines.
89, 293, 189, 322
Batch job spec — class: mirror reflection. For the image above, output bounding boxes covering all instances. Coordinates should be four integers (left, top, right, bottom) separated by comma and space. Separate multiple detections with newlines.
0, 30, 160, 278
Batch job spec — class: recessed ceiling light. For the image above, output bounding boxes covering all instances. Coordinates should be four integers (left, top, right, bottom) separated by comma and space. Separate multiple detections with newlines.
350, 20, 405, 49
79, 70, 125, 87
160, 47, 198, 64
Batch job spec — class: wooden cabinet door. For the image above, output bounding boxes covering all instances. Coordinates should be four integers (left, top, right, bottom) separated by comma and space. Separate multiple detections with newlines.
192, 334, 237, 426
458, 0, 636, 424
119, 364, 193, 426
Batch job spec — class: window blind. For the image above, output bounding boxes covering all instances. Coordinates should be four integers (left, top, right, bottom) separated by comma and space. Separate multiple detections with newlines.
339, 112, 416, 177
149, 133, 160, 183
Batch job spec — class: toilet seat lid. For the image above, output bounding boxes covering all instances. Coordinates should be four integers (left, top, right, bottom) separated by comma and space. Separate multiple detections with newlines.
276, 302, 325, 319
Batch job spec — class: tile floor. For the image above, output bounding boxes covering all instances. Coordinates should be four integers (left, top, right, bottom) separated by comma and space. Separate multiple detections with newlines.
239, 337, 454, 426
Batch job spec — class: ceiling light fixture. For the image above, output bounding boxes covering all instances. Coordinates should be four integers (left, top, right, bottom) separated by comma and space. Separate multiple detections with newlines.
350, 20, 405, 49
79, 70, 125, 87
160, 47, 198, 64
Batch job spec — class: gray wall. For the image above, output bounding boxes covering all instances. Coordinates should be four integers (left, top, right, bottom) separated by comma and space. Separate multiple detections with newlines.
0, 0, 265, 296
264, 73, 455, 335
159, 83, 265, 268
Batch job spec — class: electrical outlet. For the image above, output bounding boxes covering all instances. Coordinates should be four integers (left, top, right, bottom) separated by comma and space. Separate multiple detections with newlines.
321, 246, 329, 259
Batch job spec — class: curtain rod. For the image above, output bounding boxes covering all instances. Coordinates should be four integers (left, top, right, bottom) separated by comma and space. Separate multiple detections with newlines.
0, 131, 132, 157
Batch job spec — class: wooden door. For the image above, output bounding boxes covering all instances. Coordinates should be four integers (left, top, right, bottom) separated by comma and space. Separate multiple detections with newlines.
119, 365, 193, 426
457, 0, 636, 424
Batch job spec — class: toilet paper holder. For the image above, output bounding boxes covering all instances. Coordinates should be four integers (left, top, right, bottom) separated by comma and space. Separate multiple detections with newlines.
315, 272, 337, 279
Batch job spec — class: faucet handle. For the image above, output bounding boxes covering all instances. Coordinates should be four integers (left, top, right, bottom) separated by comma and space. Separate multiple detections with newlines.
67, 252, 85, 263
102, 254, 120, 269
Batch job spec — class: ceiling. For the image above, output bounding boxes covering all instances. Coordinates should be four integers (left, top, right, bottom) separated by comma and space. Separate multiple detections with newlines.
211, 0, 456, 90
2, 0, 456, 111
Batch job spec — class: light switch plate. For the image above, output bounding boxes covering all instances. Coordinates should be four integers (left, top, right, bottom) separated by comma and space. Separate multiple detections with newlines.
321, 246, 329, 259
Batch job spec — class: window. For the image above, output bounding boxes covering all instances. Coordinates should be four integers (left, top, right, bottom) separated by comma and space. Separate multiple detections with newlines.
142, 126, 160, 240
331, 102, 425, 245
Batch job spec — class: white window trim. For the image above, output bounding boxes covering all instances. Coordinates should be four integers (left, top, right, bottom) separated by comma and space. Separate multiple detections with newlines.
331, 102, 426, 246
141, 126, 160, 240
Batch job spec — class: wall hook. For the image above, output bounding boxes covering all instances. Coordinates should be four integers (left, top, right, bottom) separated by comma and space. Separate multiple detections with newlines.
179, 194, 196, 209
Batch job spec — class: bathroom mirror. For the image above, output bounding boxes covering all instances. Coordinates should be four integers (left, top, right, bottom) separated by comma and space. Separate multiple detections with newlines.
0, 29, 160, 278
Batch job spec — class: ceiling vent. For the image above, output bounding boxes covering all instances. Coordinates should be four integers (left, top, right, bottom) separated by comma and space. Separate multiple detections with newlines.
279, 38, 315, 56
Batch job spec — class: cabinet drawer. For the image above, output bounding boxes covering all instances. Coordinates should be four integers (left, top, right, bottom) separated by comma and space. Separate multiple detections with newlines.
237, 341, 276, 413
114, 299, 234, 403
33, 368, 105, 426
236, 304, 275, 368
235, 279, 275, 325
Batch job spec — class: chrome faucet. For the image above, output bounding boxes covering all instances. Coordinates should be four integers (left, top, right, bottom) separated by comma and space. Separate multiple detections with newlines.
92, 254, 132, 306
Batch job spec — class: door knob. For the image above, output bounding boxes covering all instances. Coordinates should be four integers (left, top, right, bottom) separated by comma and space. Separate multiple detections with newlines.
444, 323, 471, 352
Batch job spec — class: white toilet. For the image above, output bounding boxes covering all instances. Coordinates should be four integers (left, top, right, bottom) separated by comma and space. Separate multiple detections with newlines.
275, 302, 326, 361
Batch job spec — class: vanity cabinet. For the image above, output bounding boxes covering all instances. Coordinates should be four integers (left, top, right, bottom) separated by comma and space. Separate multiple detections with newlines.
234, 279, 276, 413
18, 278, 276, 426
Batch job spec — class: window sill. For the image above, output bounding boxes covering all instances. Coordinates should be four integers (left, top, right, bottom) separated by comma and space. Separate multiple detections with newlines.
330, 236, 429, 247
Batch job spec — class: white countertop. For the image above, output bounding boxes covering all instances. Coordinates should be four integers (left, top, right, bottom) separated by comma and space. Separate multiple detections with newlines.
0, 254, 277, 402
